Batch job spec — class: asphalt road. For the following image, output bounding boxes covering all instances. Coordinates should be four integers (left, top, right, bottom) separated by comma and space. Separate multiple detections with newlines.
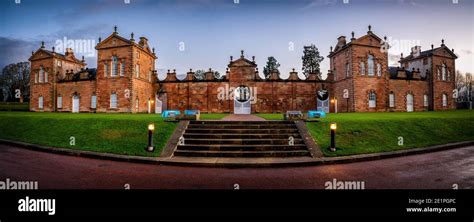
0, 144, 473, 189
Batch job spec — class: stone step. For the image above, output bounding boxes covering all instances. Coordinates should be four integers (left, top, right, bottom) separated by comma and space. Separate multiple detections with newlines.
187, 124, 296, 129
177, 144, 307, 151
182, 138, 305, 145
184, 129, 301, 134
190, 121, 294, 125
182, 133, 302, 139
173, 150, 311, 158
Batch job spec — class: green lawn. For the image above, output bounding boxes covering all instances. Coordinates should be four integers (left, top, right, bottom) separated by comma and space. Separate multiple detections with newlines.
303, 110, 474, 156
0, 102, 29, 111
1, 111, 473, 158
199, 113, 228, 120
0, 112, 178, 157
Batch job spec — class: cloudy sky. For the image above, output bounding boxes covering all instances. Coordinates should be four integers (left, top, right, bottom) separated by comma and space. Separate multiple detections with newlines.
0, 0, 473, 79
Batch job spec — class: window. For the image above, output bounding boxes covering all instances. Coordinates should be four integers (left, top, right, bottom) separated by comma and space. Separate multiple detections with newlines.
423, 58, 428, 65
369, 92, 376, 108
359, 62, 365, 75
442, 64, 446, 81
57, 60, 62, 67
377, 63, 381, 76
423, 94, 428, 107
110, 93, 118, 109
39, 66, 44, 82
104, 63, 109, 77
437, 68, 440, 80
148, 70, 152, 82
35, 71, 38, 83
45, 71, 48, 82
91, 95, 97, 109
38, 96, 43, 109
135, 64, 140, 78
447, 70, 451, 81
442, 94, 447, 107
389, 93, 395, 108
345, 63, 350, 78
120, 62, 125, 76
136, 51, 140, 59
111, 56, 118, 77
57, 96, 62, 109
367, 55, 374, 76
135, 98, 139, 109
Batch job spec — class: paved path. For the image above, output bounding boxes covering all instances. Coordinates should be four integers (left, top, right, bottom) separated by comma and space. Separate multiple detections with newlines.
0, 144, 473, 189
221, 114, 265, 121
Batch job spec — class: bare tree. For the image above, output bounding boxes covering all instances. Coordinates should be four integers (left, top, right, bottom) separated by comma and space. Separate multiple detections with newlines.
0, 62, 30, 102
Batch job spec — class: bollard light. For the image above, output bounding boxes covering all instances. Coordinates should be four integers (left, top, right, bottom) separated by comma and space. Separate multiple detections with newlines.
329, 122, 337, 152
146, 123, 155, 152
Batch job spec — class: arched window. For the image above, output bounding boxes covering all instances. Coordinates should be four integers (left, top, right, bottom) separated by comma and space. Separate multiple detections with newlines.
437, 68, 441, 80
367, 55, 374, 76
111, 56, 118, 77
442, 94, 447, 107
345, 63, 350, 78
359, 62, 365, 75
39, 66, 44, 82
135, 64, 140, 78
57, 96, 63, 109
442, 64, 447, 81
377, 63, 382, 76
38, 96, 43, 109
120, 62, 125, 76
104, 63, 109, 77
447, 69, 451, 81
389, 92, 395, 108
423, 94, 428, 107
368, 91, 376, 108
91, 93, 97, 109
110, 93, 118, 109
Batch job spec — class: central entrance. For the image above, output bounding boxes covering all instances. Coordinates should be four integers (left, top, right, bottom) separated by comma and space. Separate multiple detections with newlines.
316, 89, 329, 113
233, 85, 251, 114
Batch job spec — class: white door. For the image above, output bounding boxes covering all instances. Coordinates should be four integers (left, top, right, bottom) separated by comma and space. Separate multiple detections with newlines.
317, 99, 329, 113
72, 96, 79, 113
233, 86, 251, 114
155, 97, 162, 114
406, 94, 414, 112
234, 100, 251, 114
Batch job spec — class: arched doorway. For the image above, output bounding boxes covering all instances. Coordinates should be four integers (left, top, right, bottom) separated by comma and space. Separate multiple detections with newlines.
316, 88, 329, 113
155, 97, 163, 114
156, 91, 167, 114
234, 85, 251, 114
406, 93, 414, 112
72, 93, 79, 113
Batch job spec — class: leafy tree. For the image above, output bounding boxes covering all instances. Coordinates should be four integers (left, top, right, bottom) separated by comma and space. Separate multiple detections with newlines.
213, 71, 222, 79
301, 44, 324, 78
194, 69, 206, 80
263, 56, 280, 79
0, 62, 30, 102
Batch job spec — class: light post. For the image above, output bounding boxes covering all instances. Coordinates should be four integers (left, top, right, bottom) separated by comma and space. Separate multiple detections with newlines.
146, 123, 155, 152
329, 122, 337, 152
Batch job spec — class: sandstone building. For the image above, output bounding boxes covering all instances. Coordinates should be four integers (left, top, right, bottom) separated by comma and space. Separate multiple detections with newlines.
29, 26, 457, 113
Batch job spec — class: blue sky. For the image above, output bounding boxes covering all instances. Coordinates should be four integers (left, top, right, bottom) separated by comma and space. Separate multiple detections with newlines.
1, 0, 473, 79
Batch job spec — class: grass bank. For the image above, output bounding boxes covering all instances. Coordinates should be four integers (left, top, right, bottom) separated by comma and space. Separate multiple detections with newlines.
0, 112, 179, 157
258, 110, 474, 156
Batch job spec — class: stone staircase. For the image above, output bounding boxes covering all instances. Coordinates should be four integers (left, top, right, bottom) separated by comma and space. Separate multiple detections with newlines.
173, 121, 312, 158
